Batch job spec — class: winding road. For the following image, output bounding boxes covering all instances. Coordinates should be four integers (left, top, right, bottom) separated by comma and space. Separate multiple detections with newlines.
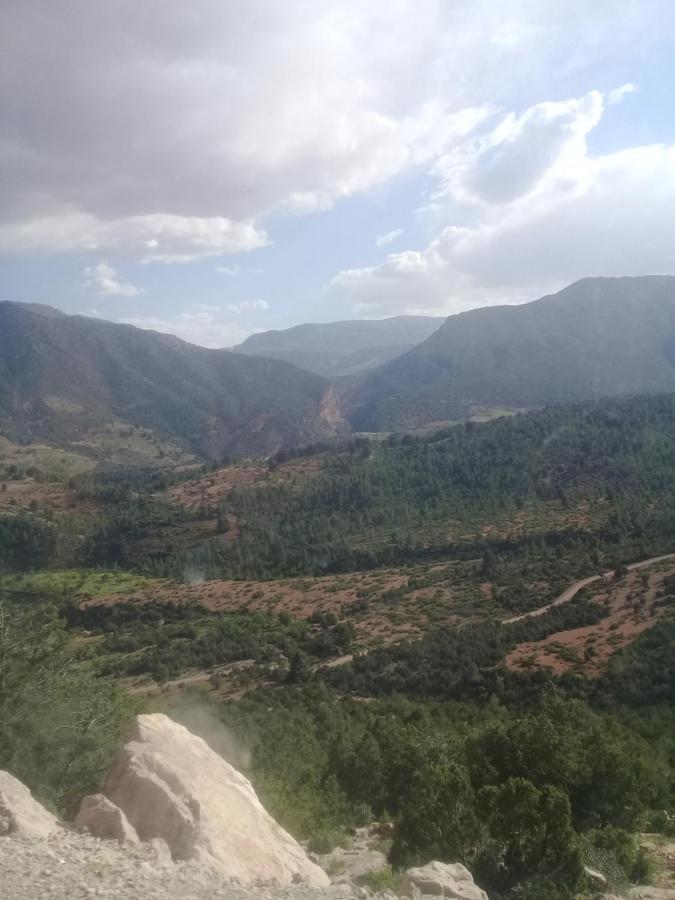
501, 552, 675, 625
127, 552, 675, 689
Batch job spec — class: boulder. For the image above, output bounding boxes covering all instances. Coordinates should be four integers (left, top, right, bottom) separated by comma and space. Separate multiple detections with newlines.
401, 861, 488, 899
103, 713, 329, 887
0, 770, 58, 838
75, 793, 139, 844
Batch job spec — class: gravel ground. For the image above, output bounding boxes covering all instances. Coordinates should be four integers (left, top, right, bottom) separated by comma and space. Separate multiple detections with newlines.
0, 830, 365, 900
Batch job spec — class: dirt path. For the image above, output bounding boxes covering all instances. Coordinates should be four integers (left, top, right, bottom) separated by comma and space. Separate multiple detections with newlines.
128, 661, 256, 695
502, 552, 675, 625
128, 671, 214, 695
312, 653, 355, 672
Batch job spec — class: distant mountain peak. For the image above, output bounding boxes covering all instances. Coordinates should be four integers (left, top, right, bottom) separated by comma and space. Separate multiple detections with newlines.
0, 302, 341, 460
341, 275, 675, 431
1, 300, 66, 318
234, 314, 444, 377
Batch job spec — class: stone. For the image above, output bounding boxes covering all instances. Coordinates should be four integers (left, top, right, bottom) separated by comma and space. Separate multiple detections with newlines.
343, 849, 388, 879
0, 770, 58, 838
103, 713, 329, 887
401, 861, 488, 900
75, 794, 139, 844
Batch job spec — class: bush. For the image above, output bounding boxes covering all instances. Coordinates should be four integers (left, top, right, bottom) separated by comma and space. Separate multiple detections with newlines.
357, 867, 402, 893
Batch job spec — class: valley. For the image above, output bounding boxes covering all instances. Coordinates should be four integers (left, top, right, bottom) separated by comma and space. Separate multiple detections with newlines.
4, 300, 675, 898
5, 6, 675, 896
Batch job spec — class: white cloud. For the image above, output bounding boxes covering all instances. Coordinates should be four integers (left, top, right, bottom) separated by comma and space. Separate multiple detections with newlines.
434, 91, 603, 206
0, 213, 266, 263
376, 228, 403, 247
330, 89, 675, 317
608, 82, 637, 105
83, 262, 142, 297
226, 299, 270, 314
216, 265, 240, 276
121, 305, 251, 348
3, 1, 663, 260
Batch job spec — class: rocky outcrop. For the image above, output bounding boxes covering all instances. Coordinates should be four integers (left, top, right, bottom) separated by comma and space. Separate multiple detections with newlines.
0, 770, 58, 838
401, 861, 488, 900
75, 793, 139, 844
100, 713, 329, 887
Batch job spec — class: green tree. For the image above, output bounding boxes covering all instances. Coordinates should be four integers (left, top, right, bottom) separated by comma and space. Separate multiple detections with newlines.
0, 601, 136, 816
476, 777, 582, 896
390, 746, 482, 868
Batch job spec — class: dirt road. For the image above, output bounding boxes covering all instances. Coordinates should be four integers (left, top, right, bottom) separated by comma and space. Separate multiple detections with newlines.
501, 552, 675, 625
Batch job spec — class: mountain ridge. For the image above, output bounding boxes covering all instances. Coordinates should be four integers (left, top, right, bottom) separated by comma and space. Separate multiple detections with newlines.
0, 301, 341, 461
341, 275, 675, 431
234, 314, 444, 377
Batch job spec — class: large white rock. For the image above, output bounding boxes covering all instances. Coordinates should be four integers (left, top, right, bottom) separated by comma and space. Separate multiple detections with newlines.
103, 713, 329, 887
0, 770, 58, 838
401, 861, 488, 900
75, 793, 139, 844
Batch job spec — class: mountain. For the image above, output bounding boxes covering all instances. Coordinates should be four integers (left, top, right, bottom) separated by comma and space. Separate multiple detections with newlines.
341, 276, 675, 431
0, 302, 340, 460
234, 315, 444, 377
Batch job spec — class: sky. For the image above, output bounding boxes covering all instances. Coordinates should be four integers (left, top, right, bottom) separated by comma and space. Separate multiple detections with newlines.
1, 1, 675, 347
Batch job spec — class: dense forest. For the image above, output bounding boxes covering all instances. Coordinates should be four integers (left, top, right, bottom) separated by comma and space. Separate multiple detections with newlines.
5, 392, 675, 583
163, 393, 675, 581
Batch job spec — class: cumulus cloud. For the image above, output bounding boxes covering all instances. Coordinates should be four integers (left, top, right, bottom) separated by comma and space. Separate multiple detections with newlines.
226, 299, 270, 314
84, 262, 142, 297
330, 89, 675, 316
435, 91, 603, 206
376, 229, 404, 247
608, 82, 637, 105
121, 306, 251, 348
0, 213, 266, 263
2, 0, 663, 262
0, 1, 496, 261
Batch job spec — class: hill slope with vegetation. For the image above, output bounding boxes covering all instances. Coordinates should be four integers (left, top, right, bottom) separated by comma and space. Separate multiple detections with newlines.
0, 301, 340, 460
342, 276, 675, 431
2, 392, 675, 899
176, 392, 675, 582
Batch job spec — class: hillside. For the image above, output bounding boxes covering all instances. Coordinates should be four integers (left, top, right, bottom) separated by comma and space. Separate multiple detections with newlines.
234, 315, 443, 377
3, 393, 675, 899
342, 276, 675, 431
0, 302, 341, 461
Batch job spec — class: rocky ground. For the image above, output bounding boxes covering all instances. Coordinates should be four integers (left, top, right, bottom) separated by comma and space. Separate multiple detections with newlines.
3, 711, 671, 900
0, 829, 370, 900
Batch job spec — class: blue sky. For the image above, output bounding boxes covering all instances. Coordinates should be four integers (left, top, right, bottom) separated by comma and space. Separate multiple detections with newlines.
1, 1, 675, 346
